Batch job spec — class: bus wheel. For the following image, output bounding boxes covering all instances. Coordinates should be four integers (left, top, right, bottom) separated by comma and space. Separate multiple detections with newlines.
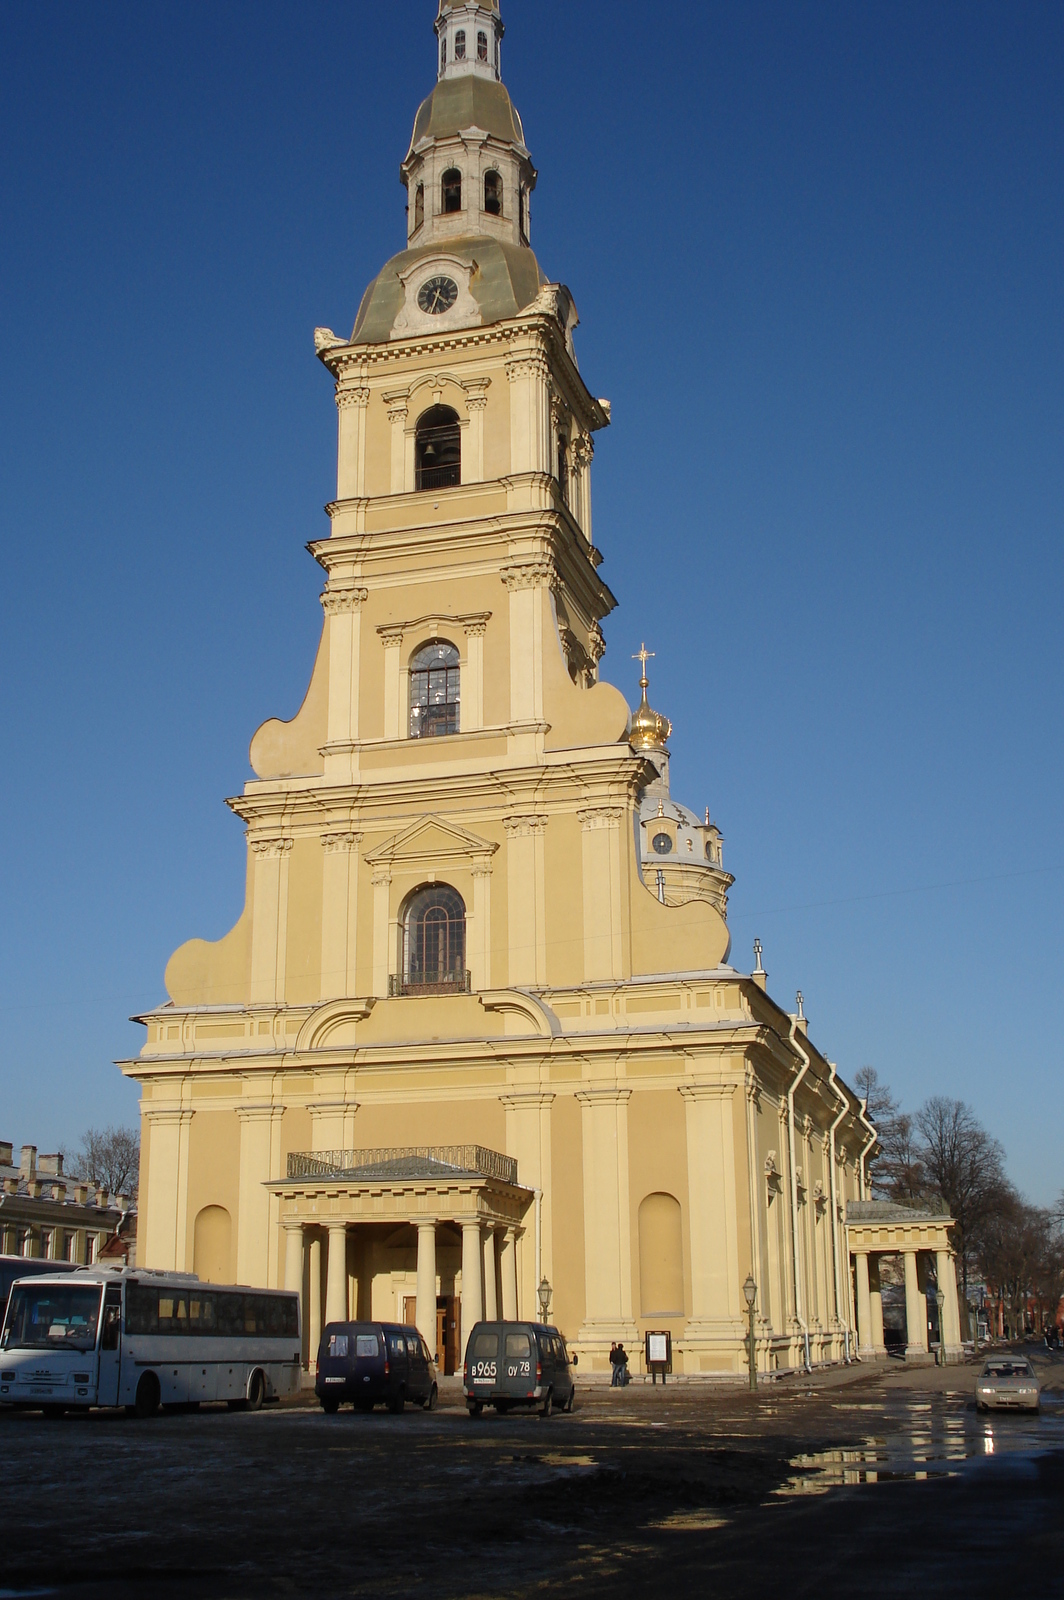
322, 1397, 340, 1416
246, 1371, 265, 1413
134, 1373, 160, 1420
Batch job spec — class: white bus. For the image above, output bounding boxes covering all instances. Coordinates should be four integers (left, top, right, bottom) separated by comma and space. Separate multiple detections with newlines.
0, 1265, 301, 1418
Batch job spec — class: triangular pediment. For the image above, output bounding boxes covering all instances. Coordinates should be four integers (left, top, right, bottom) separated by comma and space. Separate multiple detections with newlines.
363, 813, 498, 868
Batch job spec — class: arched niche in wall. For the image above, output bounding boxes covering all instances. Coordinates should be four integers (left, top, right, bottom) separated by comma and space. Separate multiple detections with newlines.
638, 1192, 684, 1316
193, 1204, 233, 1284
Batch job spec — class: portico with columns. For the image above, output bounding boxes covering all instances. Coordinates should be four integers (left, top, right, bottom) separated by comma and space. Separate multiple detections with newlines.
846, 1201, 964, 1365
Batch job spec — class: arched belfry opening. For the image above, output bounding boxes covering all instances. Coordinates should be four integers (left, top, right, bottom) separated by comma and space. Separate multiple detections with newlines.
484, 170, 503, 216
415, 405, 461, 491
441, 167, 463, 214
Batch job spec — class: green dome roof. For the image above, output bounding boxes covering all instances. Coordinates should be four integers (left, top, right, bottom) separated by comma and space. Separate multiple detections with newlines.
409, 76, 525, 153
351, 235, 546, 345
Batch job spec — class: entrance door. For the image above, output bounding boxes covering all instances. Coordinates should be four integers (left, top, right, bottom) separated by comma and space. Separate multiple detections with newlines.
97, 1286, 122, 1406
436, 1295, 459, 1375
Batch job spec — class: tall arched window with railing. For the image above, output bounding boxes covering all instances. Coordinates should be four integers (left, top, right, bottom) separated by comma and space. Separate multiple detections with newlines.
415, 405, 461, 491
409, 639, 460, 738
454, 29, 466, 60
477, 30, 489, 61
398, 884, 468, 994
442, 167, 463, 214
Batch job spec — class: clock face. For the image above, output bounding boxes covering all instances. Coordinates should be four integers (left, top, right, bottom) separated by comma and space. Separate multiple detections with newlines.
417, 275, 459, 315
652, 833, 673, 856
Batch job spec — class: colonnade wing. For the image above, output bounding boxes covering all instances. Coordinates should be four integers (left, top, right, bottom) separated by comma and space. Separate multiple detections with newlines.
845, 1201, 964, 1363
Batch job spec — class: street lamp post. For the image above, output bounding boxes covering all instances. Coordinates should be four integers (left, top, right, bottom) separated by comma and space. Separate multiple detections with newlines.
935, 1288, 946, 1367
537, 1276, 552, 1322
742, 1273, 758, 1390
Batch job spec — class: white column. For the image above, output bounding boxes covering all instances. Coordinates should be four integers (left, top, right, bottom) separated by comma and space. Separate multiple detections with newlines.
870, 1255, 886, 1355
855, 1250, 873, 1358
386, 397, 408, 493
308, 1233, 322, 1370
462, 620, 486, 731
371, 870, 392, 998
461, 1220, 484, 1364
284, 1223, 304, 1293
320, 833, 361, 1000
336, 385, 369, 500
325, 1222, 348, 1327
249, 838, 292, 1005
379, 627, 404, 740
936, 1248, 964, 1360
482, 1226, 498, 1321
501, 1227, 519, 1320
904, 1249, 928, 1357
578, 808, 623, 981
416, 1222, 437, 1351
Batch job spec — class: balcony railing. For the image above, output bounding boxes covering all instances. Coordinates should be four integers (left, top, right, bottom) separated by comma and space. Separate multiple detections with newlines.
388, 970, 471, 998
287, 1146, 518, 1186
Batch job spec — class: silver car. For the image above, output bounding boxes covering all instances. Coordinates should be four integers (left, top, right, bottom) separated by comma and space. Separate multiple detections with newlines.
975, 1357, 1041, 1413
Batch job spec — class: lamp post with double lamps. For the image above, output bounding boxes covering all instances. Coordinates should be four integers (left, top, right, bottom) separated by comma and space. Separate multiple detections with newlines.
537, 1277, 552, 1322
742, 1273, 758, 1390
935, 1288, 946, 1366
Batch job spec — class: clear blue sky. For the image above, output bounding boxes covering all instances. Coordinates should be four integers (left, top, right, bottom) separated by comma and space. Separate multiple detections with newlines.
1, 2, 1061, 1203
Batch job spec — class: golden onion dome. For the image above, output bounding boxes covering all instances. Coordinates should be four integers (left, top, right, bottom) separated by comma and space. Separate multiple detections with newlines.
629, 645, 672, 752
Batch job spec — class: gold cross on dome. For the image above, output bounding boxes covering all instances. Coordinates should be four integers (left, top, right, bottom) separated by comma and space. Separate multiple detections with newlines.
632, 643, 654, 672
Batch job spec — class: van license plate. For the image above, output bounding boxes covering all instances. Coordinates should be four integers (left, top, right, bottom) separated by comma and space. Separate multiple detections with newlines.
324, 1377, 344, 1384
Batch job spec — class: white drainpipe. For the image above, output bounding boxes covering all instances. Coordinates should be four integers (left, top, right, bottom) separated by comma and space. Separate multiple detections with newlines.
826, 1062, 852, 1362
857, 1102, 878, 1200
534, 1187, 542, 1292
787, 1014, 812, 1373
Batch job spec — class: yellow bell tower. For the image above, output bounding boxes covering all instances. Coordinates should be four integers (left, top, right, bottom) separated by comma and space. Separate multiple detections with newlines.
127, 1, 871, 1383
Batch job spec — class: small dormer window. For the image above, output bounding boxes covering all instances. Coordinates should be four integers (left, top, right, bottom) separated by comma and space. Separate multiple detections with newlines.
442, 168, 462, 214
477, 30, 488, 61
413, 183, 425, 233
484, 170, 502, 216
440, 37, 447, 70
454, 29, 466, 60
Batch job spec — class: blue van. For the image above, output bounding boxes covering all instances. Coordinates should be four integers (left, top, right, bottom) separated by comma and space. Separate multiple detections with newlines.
315, 1321, 438, 1414
464, 1321, 576, 1417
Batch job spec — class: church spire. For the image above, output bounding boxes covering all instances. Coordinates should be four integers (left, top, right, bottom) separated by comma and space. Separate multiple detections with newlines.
435, 0, 504, 83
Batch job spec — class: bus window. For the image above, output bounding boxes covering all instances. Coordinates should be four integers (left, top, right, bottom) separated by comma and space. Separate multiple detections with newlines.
2, 1283, 102, 1352
158, 1293, 189, 1333
101, 1294, 121, 1351
355, 1334, 379, 1358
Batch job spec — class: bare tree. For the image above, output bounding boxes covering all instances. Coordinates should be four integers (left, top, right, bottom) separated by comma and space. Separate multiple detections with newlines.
854, 1068, 926, 1203
67, 1126, 140, 1201
916, 1097, 1005, 1307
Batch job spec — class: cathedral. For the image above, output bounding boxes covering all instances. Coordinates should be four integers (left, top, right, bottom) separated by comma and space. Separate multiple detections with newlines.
124, 0, 875, 1377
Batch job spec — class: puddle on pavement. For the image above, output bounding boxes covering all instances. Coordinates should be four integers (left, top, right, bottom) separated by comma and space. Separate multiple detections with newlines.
779, 1401, 1064, 1495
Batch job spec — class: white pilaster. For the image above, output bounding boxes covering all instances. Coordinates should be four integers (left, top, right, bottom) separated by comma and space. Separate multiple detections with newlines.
371, 870, 393, 998
578, 808, 623, 981
336, 385, 369, 500
249, 838, 293, 1005
236, 1103, 281, 1287
575, 1087, 637, 1351
679, 1081, 743, 1348
379, 626, 405, 740
320, 832, 362, 1000
503, 815, 547, 986
462, 619, 486, 731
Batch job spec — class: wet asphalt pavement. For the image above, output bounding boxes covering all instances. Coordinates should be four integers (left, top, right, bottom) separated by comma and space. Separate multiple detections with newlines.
2, 1347, 1062, 1599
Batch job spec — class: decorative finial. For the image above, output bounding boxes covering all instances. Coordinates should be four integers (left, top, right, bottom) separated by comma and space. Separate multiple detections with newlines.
796, 990, 805, 1020
632, 642, 654, 690
657, 798, 665, 817
753, 938, 764, 974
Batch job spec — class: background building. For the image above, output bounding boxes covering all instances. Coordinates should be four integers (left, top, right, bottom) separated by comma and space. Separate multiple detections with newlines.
0, 1143, 134, 1266
123, 0, 885, 1377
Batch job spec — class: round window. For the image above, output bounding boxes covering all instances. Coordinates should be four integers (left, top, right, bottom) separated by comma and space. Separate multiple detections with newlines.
652, 833, 673, 855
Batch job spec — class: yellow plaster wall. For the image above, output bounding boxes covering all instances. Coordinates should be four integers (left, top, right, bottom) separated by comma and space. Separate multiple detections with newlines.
285, 837, 324, 1006
549, 1092, 585, 1336
184, 1109, 240, 1279
627, 1087, 691, 1326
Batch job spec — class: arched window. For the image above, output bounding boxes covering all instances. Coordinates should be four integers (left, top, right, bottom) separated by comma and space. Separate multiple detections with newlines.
442, 167, 463, 214
415, 404, 461, 491
413, 182, 425, 233
519, 186, 528, 242
440, 37, 447, 71
557, 432, 569, 504
409, 639, 460, 738
454, 29, 466, 60
402, 884, 467, 992
638, 1193, 684, 1315
484, 170, 503, 216
477, 30, 489, 61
